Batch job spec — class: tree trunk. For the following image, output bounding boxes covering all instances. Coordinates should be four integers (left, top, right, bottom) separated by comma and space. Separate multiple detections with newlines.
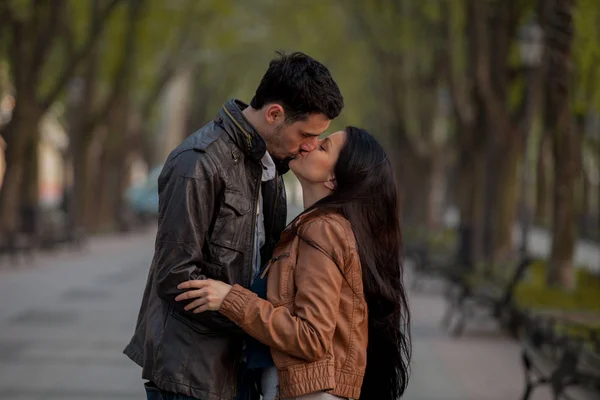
547, 0, 577, 290
428, 152, 446, 230
535, 131, 552, 224
456, 143, 487, 268
21, 134, 40, 231
0, 121, 24, 235
580, 168, 591, 236
470, 0, 524, 263
83, 125, 106, 229
401, 157, 432, 229
0, 100, 43, 236
93, 93, 132, 232
455, 103, 488, 268
159, 64, 193, 163
71, 56, 98, 232
488, 136, 522, 260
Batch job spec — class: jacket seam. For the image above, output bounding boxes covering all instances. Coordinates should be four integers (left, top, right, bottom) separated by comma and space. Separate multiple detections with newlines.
299, 216, 351, 266
343, 268, 358, 371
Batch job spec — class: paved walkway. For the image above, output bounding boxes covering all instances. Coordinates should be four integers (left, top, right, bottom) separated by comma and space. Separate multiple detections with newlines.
0, 228, 154, 399
0, 201, 582, 400
403, 277, 553, 400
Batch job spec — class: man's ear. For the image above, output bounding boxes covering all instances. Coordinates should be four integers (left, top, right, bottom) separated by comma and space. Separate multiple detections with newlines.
265, 104, 284, 124
324, 178, 336, 191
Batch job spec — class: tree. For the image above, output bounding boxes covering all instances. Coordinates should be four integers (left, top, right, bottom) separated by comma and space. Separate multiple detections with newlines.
546, 0, 579, 289
0, 0, 124, 239
571, 0, 600, 239
444, 0, 488, 268
346, 0, 452, 231
58, 0, 227, 232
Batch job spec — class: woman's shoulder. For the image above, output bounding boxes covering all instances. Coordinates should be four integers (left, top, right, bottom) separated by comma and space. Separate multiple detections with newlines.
294, 209, 356, 255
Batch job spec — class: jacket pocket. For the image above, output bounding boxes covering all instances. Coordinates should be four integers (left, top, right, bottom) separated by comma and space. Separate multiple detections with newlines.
265, 252, 296, 303
210, 190, 252, 252
169, 307, 216, 335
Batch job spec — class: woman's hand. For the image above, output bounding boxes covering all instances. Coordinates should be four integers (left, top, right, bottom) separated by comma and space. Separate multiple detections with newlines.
175, 279, 232, 313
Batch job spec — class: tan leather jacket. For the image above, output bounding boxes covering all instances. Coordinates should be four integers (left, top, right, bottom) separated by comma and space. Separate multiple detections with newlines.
220, 210, 368, 399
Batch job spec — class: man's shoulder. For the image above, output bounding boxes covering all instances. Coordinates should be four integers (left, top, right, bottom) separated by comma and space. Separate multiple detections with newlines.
165, 121, 234, 177
164, 121, 235, 176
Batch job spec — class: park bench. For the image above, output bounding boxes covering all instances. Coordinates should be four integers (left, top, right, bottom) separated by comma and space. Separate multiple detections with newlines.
36, 209, 85, 250
405, 239, 464, 292
441, 256, 534, 337
521, 311, 600, 400
0, 232, 35, 266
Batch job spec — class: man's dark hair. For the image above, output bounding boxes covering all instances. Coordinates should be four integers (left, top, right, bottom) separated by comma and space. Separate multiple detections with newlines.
250, 51, 344, 123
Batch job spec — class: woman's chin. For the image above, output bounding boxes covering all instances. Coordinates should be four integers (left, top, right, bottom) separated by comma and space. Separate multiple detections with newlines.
289, 163, 304, 181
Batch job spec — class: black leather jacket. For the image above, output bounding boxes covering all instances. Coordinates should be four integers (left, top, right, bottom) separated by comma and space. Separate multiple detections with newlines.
124, 99, 288, 399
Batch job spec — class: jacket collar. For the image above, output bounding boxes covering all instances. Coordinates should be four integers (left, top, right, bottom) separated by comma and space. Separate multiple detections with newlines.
216, 99, 290, 174
217, 99, 266, 164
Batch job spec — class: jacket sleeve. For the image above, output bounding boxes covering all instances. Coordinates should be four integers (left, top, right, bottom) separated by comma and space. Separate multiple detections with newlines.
153, 153, 240, 333
219, 218, 347, 361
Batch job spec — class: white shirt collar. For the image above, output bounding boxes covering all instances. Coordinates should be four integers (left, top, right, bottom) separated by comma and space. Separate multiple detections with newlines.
261, 151, 276, 182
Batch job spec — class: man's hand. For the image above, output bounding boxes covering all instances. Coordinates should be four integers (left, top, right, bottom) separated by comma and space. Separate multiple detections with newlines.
175, 279, 233, 313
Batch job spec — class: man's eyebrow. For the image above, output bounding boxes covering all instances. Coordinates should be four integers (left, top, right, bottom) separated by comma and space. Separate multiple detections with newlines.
301, 131, 321, 137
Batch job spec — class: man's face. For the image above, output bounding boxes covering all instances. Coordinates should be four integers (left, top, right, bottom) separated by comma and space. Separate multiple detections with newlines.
266, 112, 331, 160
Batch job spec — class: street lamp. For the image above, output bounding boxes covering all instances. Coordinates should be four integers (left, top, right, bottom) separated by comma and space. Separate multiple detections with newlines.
518, 18, 544, 258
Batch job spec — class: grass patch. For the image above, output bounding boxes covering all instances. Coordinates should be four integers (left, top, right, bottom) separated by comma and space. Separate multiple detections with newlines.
514, 260, 600, 313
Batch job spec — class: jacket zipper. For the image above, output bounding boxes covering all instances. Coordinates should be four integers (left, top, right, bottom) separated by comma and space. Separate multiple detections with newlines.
271, 171, 280, 233
247, 167, 261, 287
260, 252, 290, 279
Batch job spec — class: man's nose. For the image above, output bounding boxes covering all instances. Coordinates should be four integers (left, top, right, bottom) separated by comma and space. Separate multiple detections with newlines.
300, 138, 320, 152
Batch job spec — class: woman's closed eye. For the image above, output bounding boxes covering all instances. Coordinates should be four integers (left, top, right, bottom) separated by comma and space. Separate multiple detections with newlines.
319, 138, 331, 152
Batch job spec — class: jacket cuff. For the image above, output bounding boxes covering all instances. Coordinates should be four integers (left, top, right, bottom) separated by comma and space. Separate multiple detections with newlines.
219, 284, 256, 324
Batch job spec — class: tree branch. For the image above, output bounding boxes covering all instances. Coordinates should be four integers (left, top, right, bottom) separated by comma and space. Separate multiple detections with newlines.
471, 0, 506, 129
141, 1, 202, 119
30, 0, 64, 86
140, 55, 180, 120
85, 0, 145, 132
41, 0, 125, 110
444, 1, 474, 127
61, 6, 76, 61
348, 2, 388, 60
0, 1, 13, 29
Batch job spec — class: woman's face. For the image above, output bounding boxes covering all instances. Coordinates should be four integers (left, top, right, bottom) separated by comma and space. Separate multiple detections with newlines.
289, 130, 347, 186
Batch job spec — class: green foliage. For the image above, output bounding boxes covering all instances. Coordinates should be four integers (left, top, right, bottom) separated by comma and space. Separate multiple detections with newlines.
573, 0, 600, 113
1, 0, 599, 185
514, 260, 600, 312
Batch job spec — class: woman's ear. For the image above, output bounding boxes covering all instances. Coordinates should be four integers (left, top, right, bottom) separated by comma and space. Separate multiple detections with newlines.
324, 178, 336, 191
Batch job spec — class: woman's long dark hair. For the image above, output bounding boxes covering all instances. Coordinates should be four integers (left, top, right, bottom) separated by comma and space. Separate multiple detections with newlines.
303, 126, 411, 399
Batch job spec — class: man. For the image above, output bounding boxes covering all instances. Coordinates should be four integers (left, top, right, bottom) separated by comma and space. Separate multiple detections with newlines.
124, 51, 344, 400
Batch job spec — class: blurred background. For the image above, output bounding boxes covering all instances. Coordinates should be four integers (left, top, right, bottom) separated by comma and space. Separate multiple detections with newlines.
1, 0, 600, 399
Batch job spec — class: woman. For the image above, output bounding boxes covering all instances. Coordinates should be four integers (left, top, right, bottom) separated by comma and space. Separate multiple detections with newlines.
176, 127, 411, 400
